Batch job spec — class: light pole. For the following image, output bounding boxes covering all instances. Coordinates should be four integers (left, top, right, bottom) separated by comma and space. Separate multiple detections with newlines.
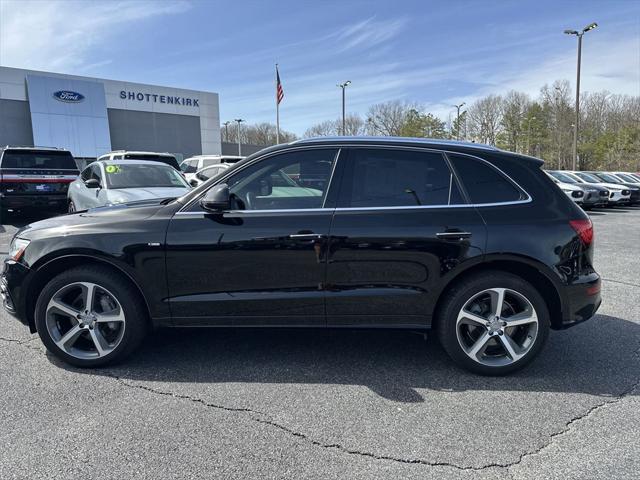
337, 81, 351, 135
564, 22, 597, 170
222, 121, 230, 142
453, 102, 465, 140
234, 118, 244, 156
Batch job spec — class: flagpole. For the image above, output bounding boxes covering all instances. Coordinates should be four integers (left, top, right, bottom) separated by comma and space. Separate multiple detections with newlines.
275, 64, 280, 144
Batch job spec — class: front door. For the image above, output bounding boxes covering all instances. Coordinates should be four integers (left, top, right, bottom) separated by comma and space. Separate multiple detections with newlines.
325, 147, 487, 327
165, 148, 340, 326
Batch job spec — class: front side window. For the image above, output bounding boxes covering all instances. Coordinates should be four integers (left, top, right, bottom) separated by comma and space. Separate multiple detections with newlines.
181, 160, 197, 173
80, 166, 92, 181
338, 148, 463, 208
448, 154, 523, 204
201, 158, 220, 168
219, 149, 337, 211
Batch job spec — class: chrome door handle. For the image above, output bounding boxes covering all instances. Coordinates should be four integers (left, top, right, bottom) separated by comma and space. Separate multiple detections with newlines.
288, 233, 327, 240
436, 231, 472, 240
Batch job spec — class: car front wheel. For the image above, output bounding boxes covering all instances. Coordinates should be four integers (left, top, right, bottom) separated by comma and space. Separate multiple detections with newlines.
35, 266, 147, 367
436, 272, 550, 375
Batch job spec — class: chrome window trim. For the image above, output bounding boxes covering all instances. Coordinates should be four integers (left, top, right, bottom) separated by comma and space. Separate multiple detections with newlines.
178, 143, 532, 214
174, 199, 531, 217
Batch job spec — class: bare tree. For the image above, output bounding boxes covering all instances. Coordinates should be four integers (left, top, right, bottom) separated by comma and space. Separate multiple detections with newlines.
304, 114, 365, 137
500, 91, 530, 153
467, 95, 503, 145
223, 122, 296, 146
365, 100, 415, 136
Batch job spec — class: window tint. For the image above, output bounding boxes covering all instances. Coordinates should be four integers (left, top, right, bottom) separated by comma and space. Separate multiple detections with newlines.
1, 150, 77, 170
181, 160, 197, 174
448, 154, 523, 204
339, 148, 463, 208
221, 149, 337, 211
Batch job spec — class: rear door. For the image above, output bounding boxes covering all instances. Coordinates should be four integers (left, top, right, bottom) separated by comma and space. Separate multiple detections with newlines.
0, 149, 78, 200
325, 147, 487, 327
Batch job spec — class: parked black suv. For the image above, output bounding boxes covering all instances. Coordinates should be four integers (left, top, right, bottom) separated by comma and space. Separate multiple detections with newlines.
0, 146, 79, 215
2, 138, 601, 374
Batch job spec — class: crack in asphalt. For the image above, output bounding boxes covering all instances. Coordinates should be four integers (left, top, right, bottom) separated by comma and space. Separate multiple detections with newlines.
603, 278, 640, 288
1, 334, 639, 474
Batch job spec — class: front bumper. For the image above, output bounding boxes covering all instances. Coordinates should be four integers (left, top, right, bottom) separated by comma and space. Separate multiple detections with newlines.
1, 259, 32, 330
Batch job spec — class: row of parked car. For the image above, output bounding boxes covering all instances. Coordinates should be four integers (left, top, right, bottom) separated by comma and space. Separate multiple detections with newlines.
0, 146, 243, 214
546, 169, 640, 209
0, 144, 638, 215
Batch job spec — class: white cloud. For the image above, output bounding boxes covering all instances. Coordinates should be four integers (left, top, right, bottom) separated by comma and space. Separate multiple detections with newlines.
430, 34, 640, 120
0, 0, 190, 72
333, 16, 407, 52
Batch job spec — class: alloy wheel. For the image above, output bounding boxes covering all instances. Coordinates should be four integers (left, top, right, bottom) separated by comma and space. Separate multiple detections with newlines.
455, 288, 539, 367
45, 282, 126, 359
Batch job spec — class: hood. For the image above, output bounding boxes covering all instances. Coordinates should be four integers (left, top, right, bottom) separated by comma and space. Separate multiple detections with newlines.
15, 197, 171, 241
591, 182, 630, 191
107, 186, 189, 204
556, 182, 583, 192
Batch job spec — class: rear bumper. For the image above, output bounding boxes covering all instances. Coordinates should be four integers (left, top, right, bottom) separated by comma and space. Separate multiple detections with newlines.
0, 194, 67, 210
557, 272, 602, 329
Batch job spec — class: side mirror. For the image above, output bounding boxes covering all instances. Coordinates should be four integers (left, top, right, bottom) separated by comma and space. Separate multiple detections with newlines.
200, 183, 230, 212
84, 178, 101, 189
189, 179, 199, 187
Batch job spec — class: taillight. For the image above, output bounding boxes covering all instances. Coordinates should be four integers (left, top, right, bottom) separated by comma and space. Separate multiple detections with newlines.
569, 219, 594, 246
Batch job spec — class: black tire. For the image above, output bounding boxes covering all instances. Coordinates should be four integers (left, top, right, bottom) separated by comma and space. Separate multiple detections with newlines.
436, 271, 550, 376
68, 200, 76, 213
35, 266, 148, 367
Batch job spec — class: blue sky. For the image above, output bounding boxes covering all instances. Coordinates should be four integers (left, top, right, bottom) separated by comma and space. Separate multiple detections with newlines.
1, 0, 638, 135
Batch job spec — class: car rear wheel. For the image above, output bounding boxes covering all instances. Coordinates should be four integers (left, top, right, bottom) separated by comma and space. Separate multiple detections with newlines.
35, 266, 147, 367
436, 272, 550, 375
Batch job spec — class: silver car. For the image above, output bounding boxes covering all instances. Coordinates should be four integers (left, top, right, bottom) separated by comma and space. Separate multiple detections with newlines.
68, 160, 191, 212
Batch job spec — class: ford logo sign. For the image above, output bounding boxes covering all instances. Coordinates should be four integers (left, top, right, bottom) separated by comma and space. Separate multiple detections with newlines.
53, 90, 85, 103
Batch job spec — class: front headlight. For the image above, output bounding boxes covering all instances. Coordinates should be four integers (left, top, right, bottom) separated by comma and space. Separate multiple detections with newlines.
8, 238, 30, 262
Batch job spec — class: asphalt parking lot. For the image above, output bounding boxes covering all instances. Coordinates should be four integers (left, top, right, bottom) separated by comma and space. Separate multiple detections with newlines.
1, 207, 639, 480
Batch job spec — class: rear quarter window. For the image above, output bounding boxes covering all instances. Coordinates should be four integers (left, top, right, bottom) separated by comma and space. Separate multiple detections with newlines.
448, 153, 524, 204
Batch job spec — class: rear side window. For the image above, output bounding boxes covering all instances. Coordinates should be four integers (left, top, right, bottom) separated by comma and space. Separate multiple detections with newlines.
448, 154, 523, 204
339, 148, 464, 208
1, 150, 77, 170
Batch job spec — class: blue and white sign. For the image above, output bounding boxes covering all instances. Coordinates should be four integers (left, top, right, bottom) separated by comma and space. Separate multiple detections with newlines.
26, 74, 112, 158
53, 90, 85, 103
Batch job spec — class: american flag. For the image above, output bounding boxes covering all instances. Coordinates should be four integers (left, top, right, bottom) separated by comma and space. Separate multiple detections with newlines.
276, 66, 284, 105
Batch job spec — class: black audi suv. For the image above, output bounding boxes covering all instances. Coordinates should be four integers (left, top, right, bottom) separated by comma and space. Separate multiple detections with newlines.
1, 137, 601, 375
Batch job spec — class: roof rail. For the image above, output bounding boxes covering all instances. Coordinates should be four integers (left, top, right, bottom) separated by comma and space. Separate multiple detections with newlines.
290, 136, 500, 151
3, 145, 65, 150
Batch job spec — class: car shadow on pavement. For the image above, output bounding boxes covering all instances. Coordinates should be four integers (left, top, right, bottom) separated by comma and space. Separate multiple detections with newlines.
58, 313, 640, 404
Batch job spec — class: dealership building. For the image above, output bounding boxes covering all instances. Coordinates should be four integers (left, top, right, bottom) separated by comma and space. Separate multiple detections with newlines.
0, 66, 221, 163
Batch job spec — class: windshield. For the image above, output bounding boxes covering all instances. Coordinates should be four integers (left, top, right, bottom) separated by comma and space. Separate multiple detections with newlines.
549, 171, 577, 183
595, 173, 623, 183
1, 150, 77, 170
104, 163, 189, 189
575, 172, 602, 183
616, 173, 638, 183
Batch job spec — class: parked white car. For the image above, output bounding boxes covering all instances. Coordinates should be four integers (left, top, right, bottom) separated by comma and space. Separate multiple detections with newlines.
68, 160, 191, 212
546, 173, 585, 205
188, 163, 232, 187
569, 171, 632, 206
98, 150, 181, 171
180, 155, 243, 183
